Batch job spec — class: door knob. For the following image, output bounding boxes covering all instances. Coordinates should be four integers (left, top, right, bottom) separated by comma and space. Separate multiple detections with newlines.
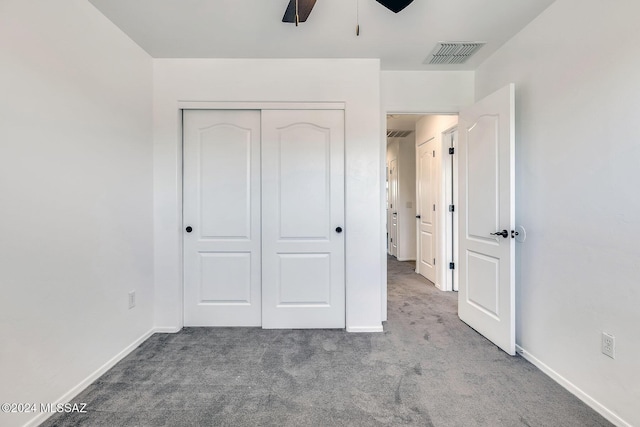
490, 230, 509, 238
416, 215, 421, 219
185, 226, 193, 233
335, 227, 343, 233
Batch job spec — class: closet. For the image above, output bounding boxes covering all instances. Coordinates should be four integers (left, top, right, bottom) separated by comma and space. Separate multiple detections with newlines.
182, 109, 345, 328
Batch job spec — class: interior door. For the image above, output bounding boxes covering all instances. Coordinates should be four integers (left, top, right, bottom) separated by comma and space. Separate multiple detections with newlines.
458, 84, 515, 355
261, 110, 345, 329
183, 110, 261, 326
389, 158, 398, 256
417, 138, 436, 283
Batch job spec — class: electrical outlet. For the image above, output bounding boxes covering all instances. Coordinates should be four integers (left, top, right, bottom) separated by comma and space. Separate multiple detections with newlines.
128, 291, 136, 309
601, 332, 615, 359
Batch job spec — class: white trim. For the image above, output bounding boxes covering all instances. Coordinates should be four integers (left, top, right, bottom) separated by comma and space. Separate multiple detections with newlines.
154, 326, 182, 333
24, 328, 157, 427
347, 325, 384, 333
396, 257, 416, 262
441, 126, 458, 293
515, 345, 631, 427
178, 101, 346, 111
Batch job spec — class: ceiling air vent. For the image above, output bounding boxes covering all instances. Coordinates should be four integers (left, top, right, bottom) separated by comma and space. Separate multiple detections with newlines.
426, 42, 486, 65
387, 130, 413, 138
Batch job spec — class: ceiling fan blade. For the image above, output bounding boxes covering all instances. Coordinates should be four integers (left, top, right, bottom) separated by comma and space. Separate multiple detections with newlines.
282, 0, 317, 23
375, 0, 414, 13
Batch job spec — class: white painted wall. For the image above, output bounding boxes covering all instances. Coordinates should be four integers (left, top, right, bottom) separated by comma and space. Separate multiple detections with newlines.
153, 59, 383, 332
475, 0, 640, 425
0, 1, 154, 426
387, 137, 417, 261
386, 138, 416, 261
398, 138, 417, 261
381, 71, 474, 114
415, 115, 458, 291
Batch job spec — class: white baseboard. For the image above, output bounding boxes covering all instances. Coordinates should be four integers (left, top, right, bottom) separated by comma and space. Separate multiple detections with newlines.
154, 326, 182, 333
435, 281, 447, 291
347, 325, 384, 333
515, 345, 630, 427
396, 257, 416, 262
24, 328, 157, 427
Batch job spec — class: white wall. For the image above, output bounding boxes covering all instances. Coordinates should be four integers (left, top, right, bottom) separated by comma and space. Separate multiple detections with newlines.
153, 59, 383, 332
0, 1, 154, 426
475, 0, 640, 425
386, 137, 416, 261
381, 71, 474, 114
415, 115, 458, 291
391, 137, 417, 261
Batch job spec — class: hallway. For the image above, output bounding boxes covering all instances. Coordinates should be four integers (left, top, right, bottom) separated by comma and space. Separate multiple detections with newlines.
43, 257, 610, 426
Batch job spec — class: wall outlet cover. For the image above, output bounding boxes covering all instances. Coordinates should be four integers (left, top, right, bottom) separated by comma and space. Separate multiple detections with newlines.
601, 332, 615, 359
128, 291, 136, 309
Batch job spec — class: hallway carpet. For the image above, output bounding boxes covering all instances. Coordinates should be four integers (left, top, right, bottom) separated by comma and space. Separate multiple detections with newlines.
43, 257, 611, 426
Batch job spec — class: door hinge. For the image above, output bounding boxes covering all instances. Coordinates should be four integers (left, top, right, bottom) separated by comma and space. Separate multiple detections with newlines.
449, 262, 455, 270
449, 205, 455, 212
433, 258, 436, 264
390, 238, 393, 242
433, 204, 436, 211
432, 150, 435, 157
449, 147, 455, 155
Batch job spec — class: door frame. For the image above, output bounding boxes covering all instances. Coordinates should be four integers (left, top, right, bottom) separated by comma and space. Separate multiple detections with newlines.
441, 126, 458, 292
179, 101, 346, 328
382, 111, 459, 321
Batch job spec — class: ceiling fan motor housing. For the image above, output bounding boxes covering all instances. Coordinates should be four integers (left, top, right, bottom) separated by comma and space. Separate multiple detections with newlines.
375, 0, 414, 13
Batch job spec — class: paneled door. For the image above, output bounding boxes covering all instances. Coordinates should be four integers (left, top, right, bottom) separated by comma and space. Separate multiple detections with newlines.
458, 84, 515, 355
416, 138, 436, 283
183, 110, 262, 326
261, 110, 345, 329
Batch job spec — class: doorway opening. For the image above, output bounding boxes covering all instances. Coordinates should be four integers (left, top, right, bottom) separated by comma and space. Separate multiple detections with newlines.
385, 113, 458, 294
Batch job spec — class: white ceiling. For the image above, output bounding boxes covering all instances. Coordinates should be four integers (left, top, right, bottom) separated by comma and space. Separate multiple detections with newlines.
88, 0, 555, 71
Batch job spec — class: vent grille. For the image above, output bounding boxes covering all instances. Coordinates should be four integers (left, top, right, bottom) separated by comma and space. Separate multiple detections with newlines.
387, 130, 413, 138
426, 42, 485, 65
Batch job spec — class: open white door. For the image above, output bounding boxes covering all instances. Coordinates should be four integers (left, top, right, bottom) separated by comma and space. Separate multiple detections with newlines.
416, 138, 437, 283
261, 110, 345, 329
458, 84, 515, 355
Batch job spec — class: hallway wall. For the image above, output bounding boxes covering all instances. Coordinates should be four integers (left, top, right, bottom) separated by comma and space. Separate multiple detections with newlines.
415, 115, 458, 290
386, 137, 417, 261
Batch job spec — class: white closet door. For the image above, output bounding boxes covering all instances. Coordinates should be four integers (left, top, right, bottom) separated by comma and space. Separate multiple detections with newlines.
261, 110, 345, 329
183, 110, 261, 326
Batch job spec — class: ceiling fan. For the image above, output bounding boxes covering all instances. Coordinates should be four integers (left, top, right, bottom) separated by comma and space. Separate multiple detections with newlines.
282, 0, 414, 24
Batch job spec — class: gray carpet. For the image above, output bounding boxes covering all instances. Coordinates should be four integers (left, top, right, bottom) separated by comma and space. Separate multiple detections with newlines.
42, 257, 611, 426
